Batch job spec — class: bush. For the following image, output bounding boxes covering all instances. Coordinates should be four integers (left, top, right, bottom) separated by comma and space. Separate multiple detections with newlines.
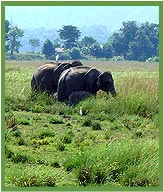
6, 52, 45, 60
146, 56, 159, 63
70, 47, 82, 60
111, 56, 125, 62
59, 51, 71, 60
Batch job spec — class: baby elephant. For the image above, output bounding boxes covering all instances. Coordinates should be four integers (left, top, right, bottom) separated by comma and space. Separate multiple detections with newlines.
68, 91, 92, 106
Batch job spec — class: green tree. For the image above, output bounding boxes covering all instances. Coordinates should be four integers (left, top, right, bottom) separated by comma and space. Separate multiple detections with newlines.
70, 47, 82, 59
79, 36, 97, 56
102, 42, 113, 58
90, 42, 102, 58
127, 22, 159, 61
53, 39, 63, 49
109, 21, 158, 61
5, 20, 11, 52
128, 29, 154, 61
42, 39, 54, 59
29, 39, 40, 52
58, 25, 81, 49
120, 21, 138, 57
109, 32, 124, 56
6, 25, 24, 59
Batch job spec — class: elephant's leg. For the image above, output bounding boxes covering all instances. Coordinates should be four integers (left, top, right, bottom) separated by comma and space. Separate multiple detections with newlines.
57, 82, 66, 102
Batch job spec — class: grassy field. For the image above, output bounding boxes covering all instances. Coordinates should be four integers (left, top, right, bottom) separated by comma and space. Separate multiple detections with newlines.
4, 60, 159, 188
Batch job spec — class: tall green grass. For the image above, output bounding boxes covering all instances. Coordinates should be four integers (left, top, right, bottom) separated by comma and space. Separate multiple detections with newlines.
64, 139, 159, 186
4, 60, 159, 187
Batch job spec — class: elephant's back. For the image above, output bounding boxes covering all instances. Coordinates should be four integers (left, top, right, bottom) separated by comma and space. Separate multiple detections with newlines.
33, 64, 57, 77
37, 63, 58, 71
71, 66, 92, 74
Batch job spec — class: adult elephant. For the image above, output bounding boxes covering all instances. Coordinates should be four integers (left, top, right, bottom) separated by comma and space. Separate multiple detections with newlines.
31, 60, 82, 94
57, 66, 117, 102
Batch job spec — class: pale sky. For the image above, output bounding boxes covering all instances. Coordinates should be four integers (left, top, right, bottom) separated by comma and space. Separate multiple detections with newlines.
5, 6, 159, 31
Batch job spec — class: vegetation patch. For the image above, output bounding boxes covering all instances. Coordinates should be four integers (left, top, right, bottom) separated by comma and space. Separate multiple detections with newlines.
4, 60, 159, 188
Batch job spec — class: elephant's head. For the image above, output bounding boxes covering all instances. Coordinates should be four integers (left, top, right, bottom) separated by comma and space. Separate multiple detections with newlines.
97, 71, 117, 96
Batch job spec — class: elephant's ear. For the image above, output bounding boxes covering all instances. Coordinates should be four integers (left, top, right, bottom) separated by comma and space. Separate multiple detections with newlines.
97, 73, 103, 88
84, 68, 100, 93
54, 64, 65, 85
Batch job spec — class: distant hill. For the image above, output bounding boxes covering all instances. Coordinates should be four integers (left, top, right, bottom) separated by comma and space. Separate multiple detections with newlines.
19, 25, 112, 52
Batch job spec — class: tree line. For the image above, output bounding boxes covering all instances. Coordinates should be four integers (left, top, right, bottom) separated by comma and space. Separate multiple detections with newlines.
5, 20, 159, 62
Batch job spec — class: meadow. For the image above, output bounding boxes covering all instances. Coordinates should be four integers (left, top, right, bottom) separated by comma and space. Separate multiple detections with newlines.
4, 60, 159, 188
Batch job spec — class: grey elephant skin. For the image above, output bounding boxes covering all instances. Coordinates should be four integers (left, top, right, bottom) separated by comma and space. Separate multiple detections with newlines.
31, 60, 82, 94
68, 91, 92, 106
57, 66, 117, 102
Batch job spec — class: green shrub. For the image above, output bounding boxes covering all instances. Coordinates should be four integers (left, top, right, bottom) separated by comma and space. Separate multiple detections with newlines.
59, 51, 71, 60
6, 52, 45, 60
111, 56, 125, 62
70, 47, 82, 59
146, 56, 159, 63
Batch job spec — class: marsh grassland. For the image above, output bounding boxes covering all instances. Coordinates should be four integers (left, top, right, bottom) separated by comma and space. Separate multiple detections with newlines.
5, 60, 159, 188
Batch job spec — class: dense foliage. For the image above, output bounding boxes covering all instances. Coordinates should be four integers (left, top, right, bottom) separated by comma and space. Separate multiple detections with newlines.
5, 21, 159, 61
58, 25, 81, 49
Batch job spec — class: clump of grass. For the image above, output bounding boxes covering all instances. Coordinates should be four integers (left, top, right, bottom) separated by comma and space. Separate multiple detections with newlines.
78, 166, 92, 186
9, 171, 56, 187
56, 142, 65, 151
51, 161, 61, 168
133, 129, 144, 138
92, 120, 101, 130
73, 132, 86, 146
7, 151, 30, 163
64, 139, 159, 186
18, 118, 31, 125
83, 117, 92, 127
104, 130, 111, 140
5, 147, 15, 159
12, 153, 30, 163
34, 138, 54, 145
11, 129, 22, 137
17, 137, 27, 146
62, 130, 74, 144
50, 117, 64, 124
5, 112, 17, 128
38, 129, 54, 139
